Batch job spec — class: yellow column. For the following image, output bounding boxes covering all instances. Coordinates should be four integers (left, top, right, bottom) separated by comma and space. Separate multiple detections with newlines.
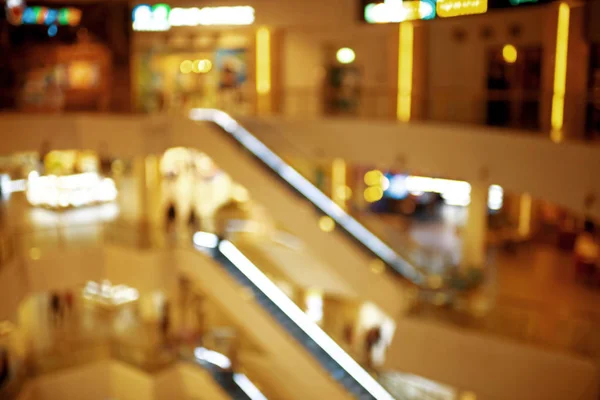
550, 2, 570, 142
256, 27, 272, 115
331, 158, 348, 210
518, 193, 533, 238
397, 22, 414, 122
461, 183, 488, 270
145, 155, 163, 227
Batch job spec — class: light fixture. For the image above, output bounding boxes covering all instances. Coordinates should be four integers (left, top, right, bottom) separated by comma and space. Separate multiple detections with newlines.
192, 59, 213, 74
318, 216, 335, 232
336, 47, 356, 64
364, 186, 384, 203
502, 44, 517, 63
180, 59, 193, 74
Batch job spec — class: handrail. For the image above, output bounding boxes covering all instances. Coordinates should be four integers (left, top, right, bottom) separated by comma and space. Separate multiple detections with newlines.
189, 108, 428, 286
194, 232, 395, 400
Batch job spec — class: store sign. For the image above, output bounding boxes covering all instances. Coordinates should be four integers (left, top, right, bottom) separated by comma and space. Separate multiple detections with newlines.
365, 0, 435, 23
132, 4, 255, 32
5, 0, 26, 25
437, 0, 488, 17
8, 4, 82, 26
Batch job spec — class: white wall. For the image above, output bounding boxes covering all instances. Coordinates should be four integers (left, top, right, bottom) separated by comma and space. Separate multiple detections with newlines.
385, 318, 599, 400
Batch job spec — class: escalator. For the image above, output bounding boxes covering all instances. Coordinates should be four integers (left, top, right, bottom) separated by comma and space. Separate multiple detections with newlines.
181, 109, 422, 318
192, 231, 394, 400
189, 109, 423, 285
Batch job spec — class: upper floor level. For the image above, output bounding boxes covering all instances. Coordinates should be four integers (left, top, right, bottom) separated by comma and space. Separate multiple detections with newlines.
1, 0, 600, 140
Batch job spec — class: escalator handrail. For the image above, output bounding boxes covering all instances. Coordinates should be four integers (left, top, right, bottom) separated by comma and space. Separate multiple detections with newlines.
189, 108, 425, 285
194, 232, 395, 400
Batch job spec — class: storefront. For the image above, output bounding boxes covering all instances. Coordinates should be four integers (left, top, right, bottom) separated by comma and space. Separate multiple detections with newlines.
0, 1, 131, 112
131, 4, 257, 113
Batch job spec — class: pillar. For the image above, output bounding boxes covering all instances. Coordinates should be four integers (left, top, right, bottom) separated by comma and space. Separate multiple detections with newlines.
388, 21, 428, 121
461, 183, 488, 270
117, 156, 146, 223
145, 154, 163, 227
543, 2, 587, 142
518, 193, 533, 238
331, 158, 348, 210
254, 27, 282, 115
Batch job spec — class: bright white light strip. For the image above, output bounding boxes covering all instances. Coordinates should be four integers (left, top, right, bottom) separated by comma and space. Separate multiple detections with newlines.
218, 240, 395, 400
233, 373, 268, 400
193, 232, 219, 249
26, 171, 117, 208
194, 347, 232, 369
189, 108, 422, 284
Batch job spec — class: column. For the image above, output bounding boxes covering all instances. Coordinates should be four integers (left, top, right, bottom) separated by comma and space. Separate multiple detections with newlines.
543, 2, 588, 141
461, 183, 488, 270
145, 154, 163, 227
254, 27, 282, 115
518, 193, 533, 238
117, 156, 146, 224
387, 21, 428, 121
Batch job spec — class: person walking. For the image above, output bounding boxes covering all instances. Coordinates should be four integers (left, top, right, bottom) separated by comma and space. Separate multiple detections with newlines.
49, 292, 61, 326
160, 301, 171, 344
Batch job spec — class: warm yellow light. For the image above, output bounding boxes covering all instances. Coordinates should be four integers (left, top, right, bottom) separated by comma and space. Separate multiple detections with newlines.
180, 59, 193, 74
192, 59, 213, 74
397, 22, 414, 122
460, 391, 477, 400
518, 193, 532, 237
332, 158, 347, 208
551, 2, 570, 139
502, 44, 517, 64
318, 216, 336, 232
256, 27, 271, 95
336, 47, 356, 64
364, 170, 383, 186
29, 247, 41, 260
364, 186, 384, 203
437, 0, 487, 17
232, 184, 250, 203
370, 259, 386, 274
335, 185, 352, 201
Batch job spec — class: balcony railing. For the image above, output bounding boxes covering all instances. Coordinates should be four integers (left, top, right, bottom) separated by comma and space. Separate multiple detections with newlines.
2, 87, 599, 140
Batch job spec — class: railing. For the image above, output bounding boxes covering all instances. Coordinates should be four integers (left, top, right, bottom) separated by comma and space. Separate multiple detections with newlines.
2, 87, 600, 140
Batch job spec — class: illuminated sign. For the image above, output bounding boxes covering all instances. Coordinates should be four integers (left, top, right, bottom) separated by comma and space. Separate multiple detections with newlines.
132, 4, 255, 31
365, 0, 435, 23
437, 0, 488, 17
10, 5, 83, 26
5, 0, 26, 25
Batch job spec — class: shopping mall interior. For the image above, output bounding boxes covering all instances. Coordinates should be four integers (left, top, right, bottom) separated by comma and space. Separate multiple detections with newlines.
0, 1, 600, 400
